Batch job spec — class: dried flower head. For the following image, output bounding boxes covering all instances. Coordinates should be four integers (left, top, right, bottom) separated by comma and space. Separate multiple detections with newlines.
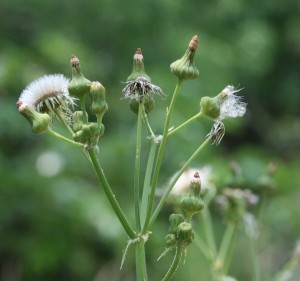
218, 85, 247, 120
207, 121, 225, 145
17, 74, 76, 113
122, 77, 164, 101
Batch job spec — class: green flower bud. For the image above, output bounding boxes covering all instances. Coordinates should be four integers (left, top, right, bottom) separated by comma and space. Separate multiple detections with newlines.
165, 233, 177, 247
169, 213, 185, 235
129, 95, 155, 115
17, 102, 51, 134
177, 222, 194, 245
68, 55, 91, 98
200, 96, 220, 119
127, 48, 151, 82
73, 122, 103, 147
90, 81, 108, 118
180, 195, 204, 218
170, 35, 199, 80
72, 111, 87, 132
189, 172, 201, 197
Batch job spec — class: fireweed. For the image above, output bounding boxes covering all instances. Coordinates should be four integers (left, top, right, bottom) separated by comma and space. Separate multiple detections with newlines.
18, 35, 291, 281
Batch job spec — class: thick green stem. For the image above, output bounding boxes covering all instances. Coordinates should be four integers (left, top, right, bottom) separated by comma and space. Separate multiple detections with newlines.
161, 246, 183, 281
135, 239, 148, 281
143, 79, 184, 232
88, 148, 135, 238
167, 112, 204, 137
149, 136, 212, 229
134, 103, 143, 232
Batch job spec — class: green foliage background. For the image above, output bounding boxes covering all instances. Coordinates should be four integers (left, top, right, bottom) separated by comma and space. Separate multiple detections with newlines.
1, 0, 300, 280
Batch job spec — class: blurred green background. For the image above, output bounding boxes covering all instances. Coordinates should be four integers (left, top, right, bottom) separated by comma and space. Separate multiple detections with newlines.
1, 0, 300, 280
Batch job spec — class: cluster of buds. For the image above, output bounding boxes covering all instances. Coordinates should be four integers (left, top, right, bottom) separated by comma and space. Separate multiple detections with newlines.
163, 173, 204, 252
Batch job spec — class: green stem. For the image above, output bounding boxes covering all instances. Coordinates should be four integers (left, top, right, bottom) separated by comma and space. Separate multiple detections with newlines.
149, 136, 212, 229
135, 239, 148, 281
140, 141, 157, 226
134, 103, 143, 232
167, 112, 204, 137
88, 148, 135, 238
47, 129, 83, 148
80, 97, 88, 123
194, 232, 214, 261
217, 223, 235, 273
161, 246, 183, 281
143, 79, 184, 232
201, 205, 217, 259
223, 228, 237, 274
142, 110, 156, 140
249, 236, 260, 281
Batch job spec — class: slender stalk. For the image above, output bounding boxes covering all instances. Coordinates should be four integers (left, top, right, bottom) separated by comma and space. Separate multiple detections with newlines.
140, 142, 157, 226
194, 232, 214, 261
217, 223, 235, 273
149, 136, 212, 229
88, 148, 135, 238
80, 96, 88, 123
161, 246, 183, 281
143, 79, 184, 232
167, 112, 204, 137
201, 205, 217, 259
135, 239, 148, 281
249, 236, 260, 281
223, 228, 237, 274
134, 103, 143, 232
47, 128, 83, 148
142, 110, 156, 139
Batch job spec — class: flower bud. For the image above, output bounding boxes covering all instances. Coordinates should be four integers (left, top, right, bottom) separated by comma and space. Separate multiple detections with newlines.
90, 81, 108, 118
68, 55, 91, 98
165, 233, 177, 247
72, 111, 87, 132
169, 213, 185, 235
200, 96, 220, 119
189, 172, 201, 197
73, 122, 104, 147
177, 222, 194, 245
127, 48, 151, 82
129, 95, 155, 115
180, 195, 204, 218
17, 102, 51, 134
170, 35, 199, 80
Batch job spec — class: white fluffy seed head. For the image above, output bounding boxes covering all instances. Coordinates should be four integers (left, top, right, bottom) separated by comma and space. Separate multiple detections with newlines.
18, 74, 75, 112
219, 85, 247, 120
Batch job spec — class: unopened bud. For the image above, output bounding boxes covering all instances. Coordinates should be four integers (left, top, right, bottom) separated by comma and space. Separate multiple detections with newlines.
73, 122, 104, 147
127, 48, 151, 82
200, 96, 220, 119
90, 81, 108, 118
170, 35, 199, 80
180, 195, 204, 218
17, 102, 51, 134
169, 213, 185, 235
177, 222, 194, 245
190, 172, 201, 197
72, 111, 87, 132
68, 55, 91, 98
129, 95, 155, 115
165, 233, 177, 247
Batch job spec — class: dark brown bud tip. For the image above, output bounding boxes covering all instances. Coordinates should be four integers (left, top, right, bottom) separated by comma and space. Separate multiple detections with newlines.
189, 35, 199, 51
193, 172, 200, 178
70, 55, 80, 66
